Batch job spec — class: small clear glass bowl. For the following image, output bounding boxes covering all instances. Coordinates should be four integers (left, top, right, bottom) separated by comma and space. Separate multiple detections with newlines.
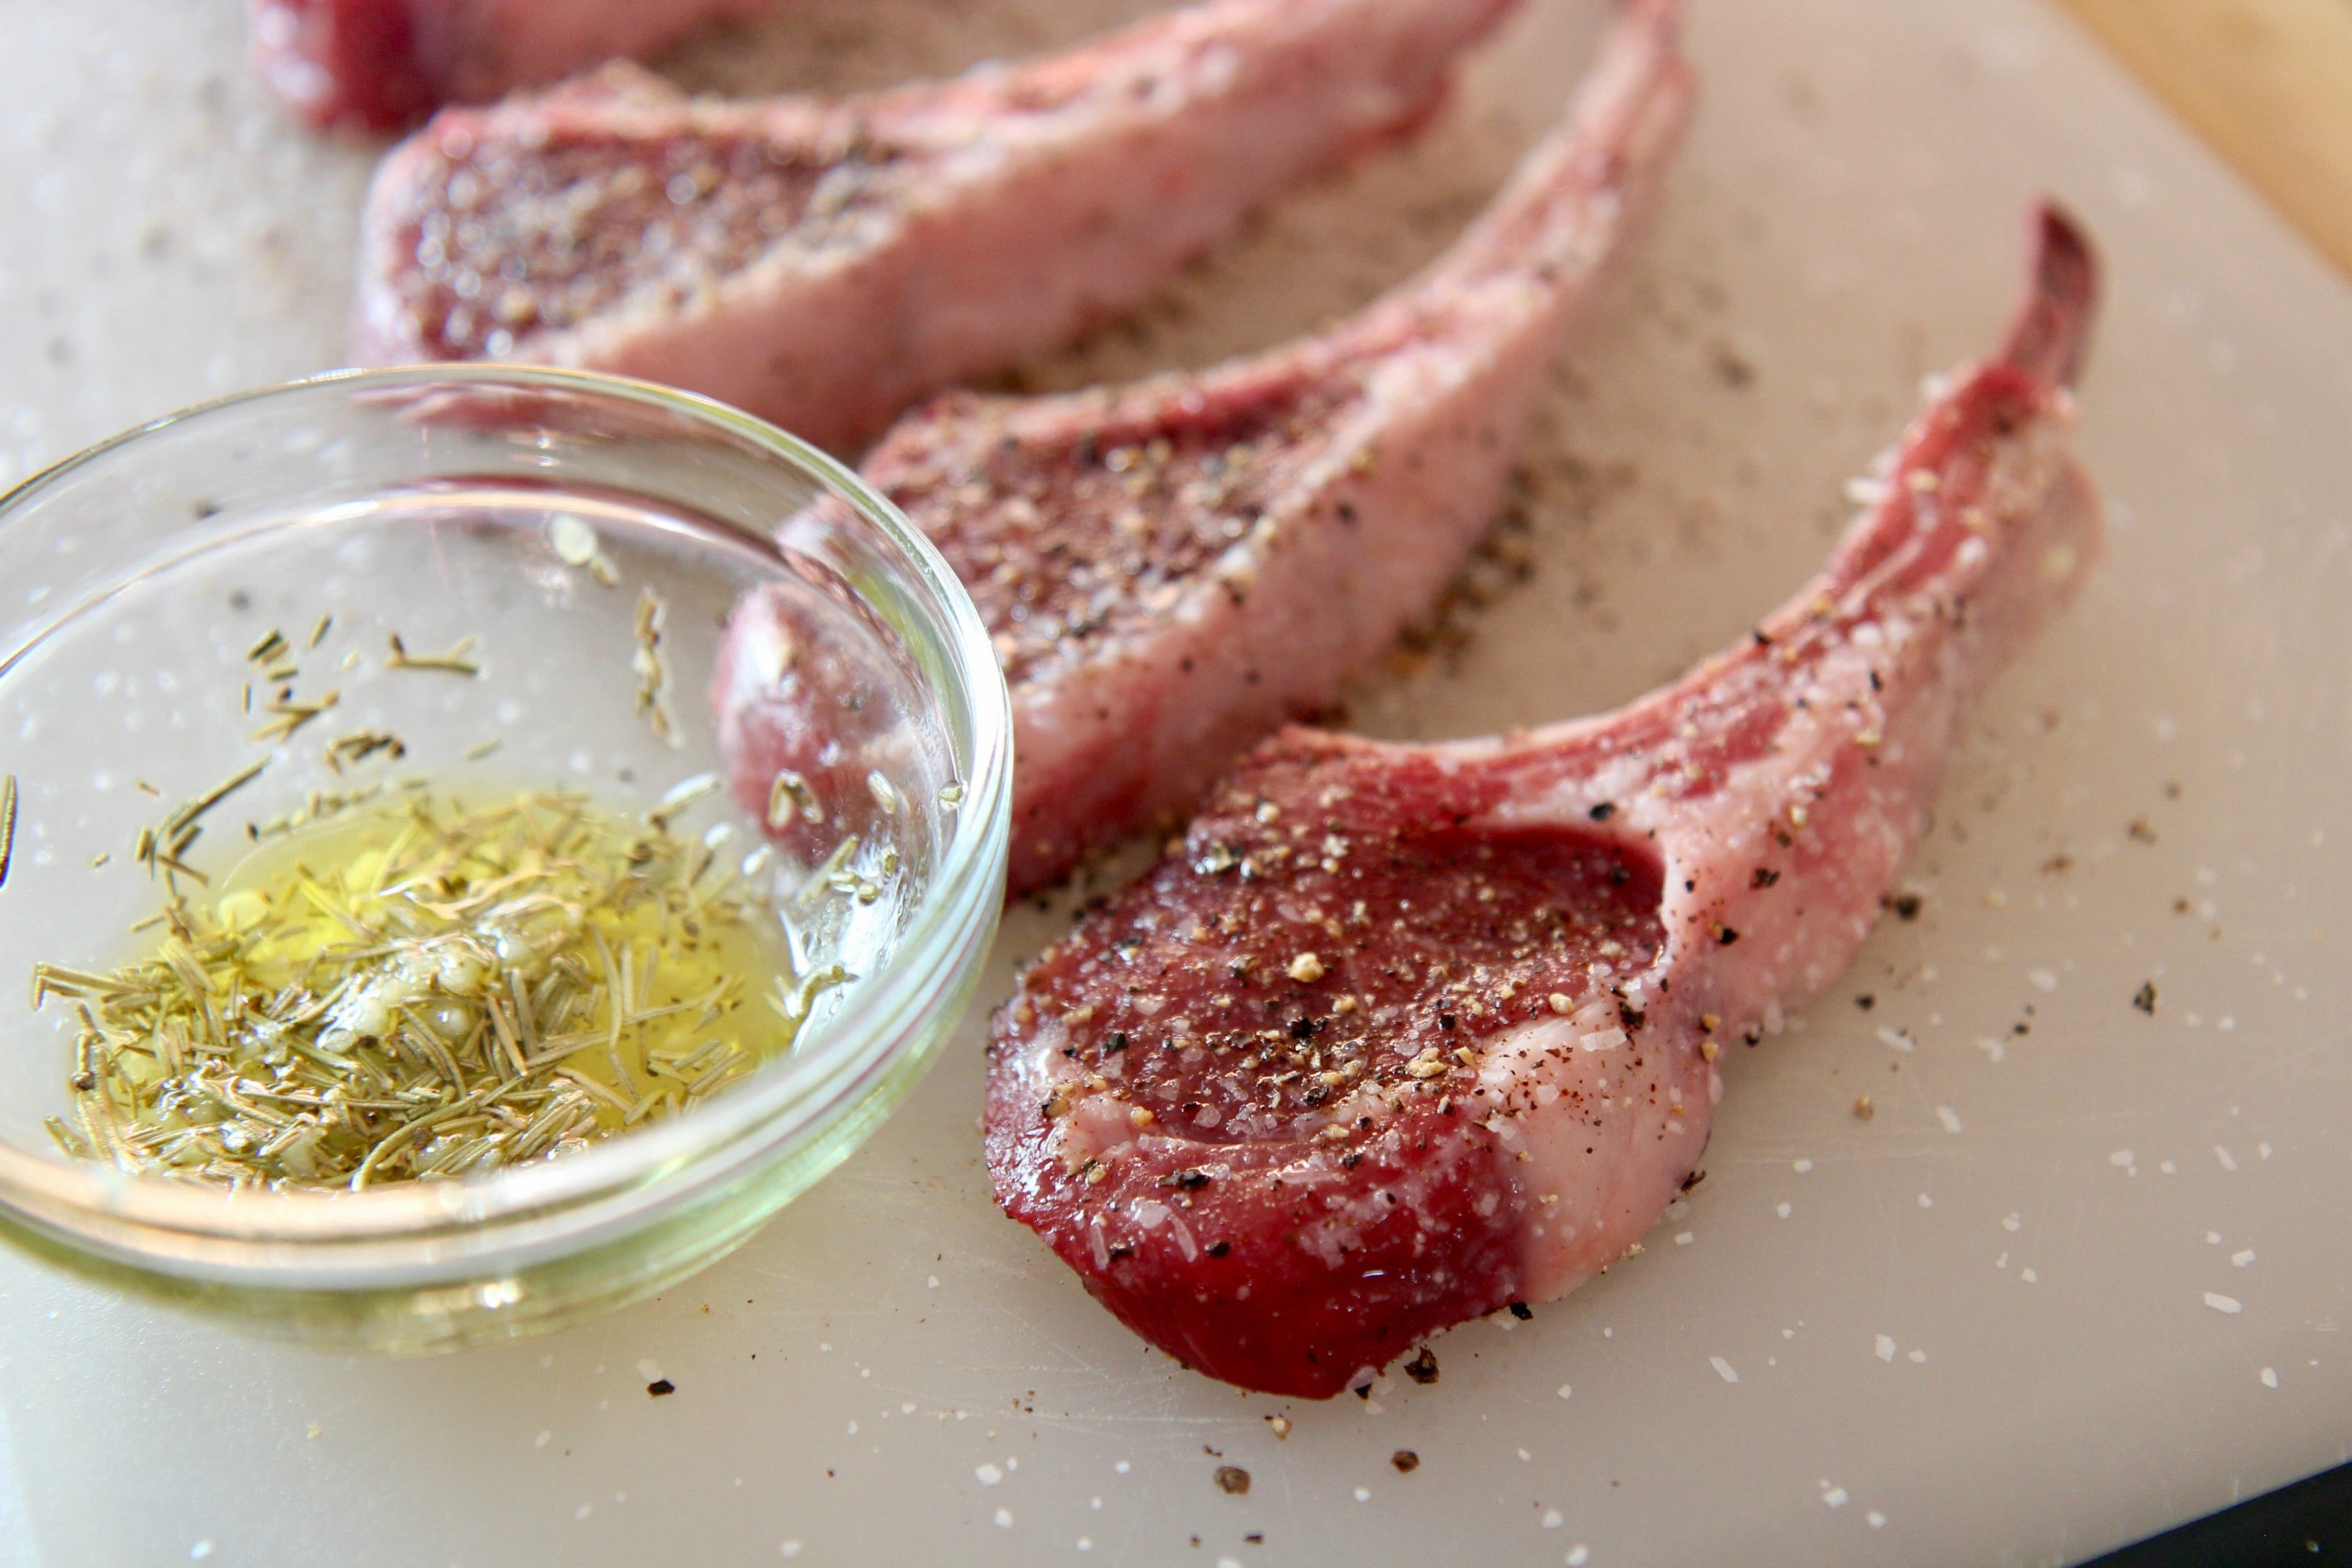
0, 368, 1009, 1353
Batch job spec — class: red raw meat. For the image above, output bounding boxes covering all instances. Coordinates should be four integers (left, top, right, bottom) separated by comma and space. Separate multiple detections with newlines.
716, 0, 1694, 896
352, 0, 1523, 455
252, 0, 773, 132
984, 206, 2105, 1396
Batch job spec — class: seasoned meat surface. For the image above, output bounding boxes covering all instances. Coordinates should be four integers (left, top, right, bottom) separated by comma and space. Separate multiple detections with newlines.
715, 0, 1696, 895
354, 0, 1524, 454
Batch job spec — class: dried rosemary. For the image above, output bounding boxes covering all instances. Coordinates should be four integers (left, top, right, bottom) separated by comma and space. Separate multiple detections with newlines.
40, 788, 837, 1190
0, 773, 17, 890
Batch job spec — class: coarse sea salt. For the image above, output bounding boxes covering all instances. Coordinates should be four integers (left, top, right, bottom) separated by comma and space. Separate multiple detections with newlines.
2205, 1292, 2243, 1314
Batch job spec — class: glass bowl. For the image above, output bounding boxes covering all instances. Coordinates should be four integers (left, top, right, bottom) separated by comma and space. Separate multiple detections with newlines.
0, 367, 1009, 1353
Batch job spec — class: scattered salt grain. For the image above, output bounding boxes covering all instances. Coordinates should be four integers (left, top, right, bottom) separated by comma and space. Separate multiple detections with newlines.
2029, 969, 2059, 992
994, 1508, 1013, 1529
1710, 1356, 1739, 1384
1917, 1193, 1933, 1209
1353, 1488, 1371, 1503
2261, 1367, 2280, 1388
1543, 1509, 1564, 1529
2109, 1150, 2134, 1168
779, 1542, 802, 1559
1823, 1487, 1849, 1509
1869, 1511, 1888, 1529
534, 1430, 550, 1449
1936, 1107, 1963, 1133
2022, 1268, 2039, 1283
1876, 1026, 1915, 1053
2003, 1214, 2022, 1233
1776, 1202, 1793, 1219
1568, 1549, 1591, 1567
1557, 1385, 1572, 1400
1676, 1232, 1695, 1246
976, 1465, 1002, 1486
1794, 1159, 1814, 1174
1908, 1350, 1927, 1365
1876, 1335, 1897, 1362
2234, 1250, 2256, 1267
2205, 1292, 2243, 1315
2216, 1146, 2239, 1171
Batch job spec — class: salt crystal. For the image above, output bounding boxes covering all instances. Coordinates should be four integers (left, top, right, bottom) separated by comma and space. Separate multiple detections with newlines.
2204, 1292, 2243, 1315
1823, 1487, 1849, 1509
1557, 1385, 1572, 1400
1794, 1158, 1814, 1174
1543, 1509, 1564, 1528
1568, 1549, 1591, 1567
1936, 1106, 1963, 1133
1353, 1488, 1371, 1503
994, 1508, 1014, 1529
2109, 1150, 2134, 1167
2003, 1214, 2022, 1233
1710, 1356, 1739, 1384
2216, 1146, 2239, 1171
1876, 1335, 1896, 1362
2261, 1367, 2280, 1388
1676, 1232, 1695, 1246
2234, 1250, 2256, 1267
2029, 968, 2059, 992
1776, 1202, 1793, 1219
976, 1465, 1003, 1486
2022, 1269, 2038, 1283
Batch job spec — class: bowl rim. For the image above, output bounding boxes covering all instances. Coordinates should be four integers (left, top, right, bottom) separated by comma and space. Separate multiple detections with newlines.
0, 364, 1012, 1260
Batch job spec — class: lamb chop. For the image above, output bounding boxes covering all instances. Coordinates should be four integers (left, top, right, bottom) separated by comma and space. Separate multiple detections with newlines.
983, 206, 2103, 1397
352, 0, 1524, 455
715, 0, 1696, 897
252, 0, 774, 131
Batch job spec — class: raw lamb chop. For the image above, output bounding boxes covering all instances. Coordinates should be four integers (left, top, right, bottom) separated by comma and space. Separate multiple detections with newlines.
352, 0, 1524, 455
715, 0, 1696, 897
984, 206, 2103, 1396
252, 0, 773, 131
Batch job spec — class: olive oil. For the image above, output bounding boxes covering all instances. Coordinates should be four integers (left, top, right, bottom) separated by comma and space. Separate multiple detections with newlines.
39, 787, 832, 1190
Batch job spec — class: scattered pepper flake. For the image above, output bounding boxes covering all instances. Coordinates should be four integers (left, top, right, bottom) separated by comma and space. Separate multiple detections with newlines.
1853, 1095, 1875, 1121
1213, 1466, 1250, 1496
2132, 982, 2157, 1015
646, 1378, 676, 1396
1391, 1450, 1420, 1474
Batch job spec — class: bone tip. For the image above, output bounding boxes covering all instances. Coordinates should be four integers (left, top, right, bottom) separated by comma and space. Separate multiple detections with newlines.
2003, 199, 2101, 389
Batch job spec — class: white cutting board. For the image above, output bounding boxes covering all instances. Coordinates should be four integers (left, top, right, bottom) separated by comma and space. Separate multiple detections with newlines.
2, 0, 2350, 1562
